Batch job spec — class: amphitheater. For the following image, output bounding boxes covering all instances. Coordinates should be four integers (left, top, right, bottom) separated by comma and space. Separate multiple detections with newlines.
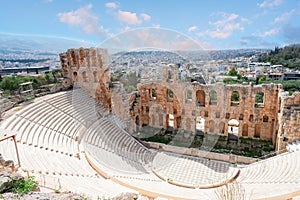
0, 47, 300, 199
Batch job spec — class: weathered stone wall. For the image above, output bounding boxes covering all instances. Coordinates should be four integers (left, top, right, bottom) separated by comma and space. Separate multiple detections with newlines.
59, 48, 300, 151
276, 92, 300, 150
130, 66, 282, 146
59, 48, 111, 109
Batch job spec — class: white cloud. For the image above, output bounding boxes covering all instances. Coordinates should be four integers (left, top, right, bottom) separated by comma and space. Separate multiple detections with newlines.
45, 0, 53, 3
117, 10, 141, 25
273, 9, 295, 24
188, 26, 198, 32
197, 13, 249, 39
105, 2, 118, 9
119, 26, 131, 33
57, 4, 108, 35
260, 28, 279, 37
152, 24, 160, 28
140, 13, 151, 21
258, 0, 284, 8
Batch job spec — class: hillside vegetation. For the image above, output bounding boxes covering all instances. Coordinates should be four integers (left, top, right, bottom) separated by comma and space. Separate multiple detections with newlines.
259, 44, 300, 70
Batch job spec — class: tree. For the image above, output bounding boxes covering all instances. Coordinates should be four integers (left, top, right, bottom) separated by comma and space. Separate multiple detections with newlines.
228, 68, 238, 76
258, 76, 266, 84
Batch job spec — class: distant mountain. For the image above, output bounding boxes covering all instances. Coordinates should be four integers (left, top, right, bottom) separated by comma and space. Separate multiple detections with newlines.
0, 33, 94, 53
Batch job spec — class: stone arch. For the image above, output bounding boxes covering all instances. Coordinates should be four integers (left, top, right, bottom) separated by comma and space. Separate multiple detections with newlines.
82, 71, 88, 82
228, 119, 239, 140
151, 88, 156, 99
196, 90, 205, 106
73, 71, 78, 81
93, 71, 98, 82
230, 91, 240, 106
209, 120, 215, 133
149, 104, 164, 128
263, 115, 269, 122
135, 115, 140, 131
255, 124, 261, 138
209, 90, 217, 105
255, 92, 265, 107
167, 114, 175, 131
196, 116, 205, 136
242, 123, 248, 136
219, 122, 225, 134
185, 117, 191, 130
186, 89, 192, 101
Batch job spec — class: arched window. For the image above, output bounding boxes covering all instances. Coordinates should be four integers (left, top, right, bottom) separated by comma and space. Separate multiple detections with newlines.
93, 71, 98, 82
73, 71, 78, 81
242, 123, 248, 136
228, 119, 239, 140
219, 122, 225, 134
196, 116, 205, 136
255, 92, 264, 107
209, 90, 217, 105
209, 120, 215, 133
196, 90, 205, 106
231, 91, 240, 106
255, 124, 261, 138
82, 71, 88, 82
152, 89, 156, 99
186, 89, 192, 101
168, 89, 173, 100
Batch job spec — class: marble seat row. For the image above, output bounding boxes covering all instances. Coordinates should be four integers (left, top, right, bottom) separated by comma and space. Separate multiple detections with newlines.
83, 117, 153, 166
238, 151, 300, 184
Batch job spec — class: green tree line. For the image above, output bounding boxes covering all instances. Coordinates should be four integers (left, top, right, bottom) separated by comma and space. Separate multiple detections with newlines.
259, 44, 300, 70
0, 69, 62, 92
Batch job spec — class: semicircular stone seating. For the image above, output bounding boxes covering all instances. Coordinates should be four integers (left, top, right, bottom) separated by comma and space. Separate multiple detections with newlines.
2, 87, 300, 199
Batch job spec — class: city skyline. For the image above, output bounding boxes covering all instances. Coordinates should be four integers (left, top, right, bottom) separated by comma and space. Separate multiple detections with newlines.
1, 0, 300, 50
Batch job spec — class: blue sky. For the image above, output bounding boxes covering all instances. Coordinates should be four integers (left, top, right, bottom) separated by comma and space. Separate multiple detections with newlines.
1, 0, 300, 50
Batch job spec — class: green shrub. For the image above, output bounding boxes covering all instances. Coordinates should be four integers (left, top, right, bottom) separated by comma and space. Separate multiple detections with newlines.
3, 176, 39, 195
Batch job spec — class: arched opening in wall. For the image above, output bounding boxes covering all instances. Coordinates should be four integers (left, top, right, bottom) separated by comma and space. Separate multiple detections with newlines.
82, 71, 88, 82
167, 69, 172, 82
73, 71, 78, 81
149, 104, 164, 128
219, 122, 225, 134
209, 90, 217, 105
209, 120, 215, 133
186, 118, 191, 130
255, 92, 265, 107
135, 116, 140, 132
255, 124, 261, 138
167, 89, 174, 101
186, 89, 192, 102
196, 116, 205, 136
159, 114, 163, 126
263, 115, 269, 122
151, 114, 155, 125
228, 119, 239, 141
93, 71, 98, 82
242, 123, 248, 136
196, 90, 205, 106
152, 89, 156, 99
167, 114, 174, 132
176, 116, 181, 130
231, 91, 240, 106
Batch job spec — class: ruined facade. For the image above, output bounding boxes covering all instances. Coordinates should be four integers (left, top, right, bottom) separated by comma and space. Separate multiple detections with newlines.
277, 92, 300, 150
59, 48, 111, 109
129, 66, 282, 145
59, 48, 300, 151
